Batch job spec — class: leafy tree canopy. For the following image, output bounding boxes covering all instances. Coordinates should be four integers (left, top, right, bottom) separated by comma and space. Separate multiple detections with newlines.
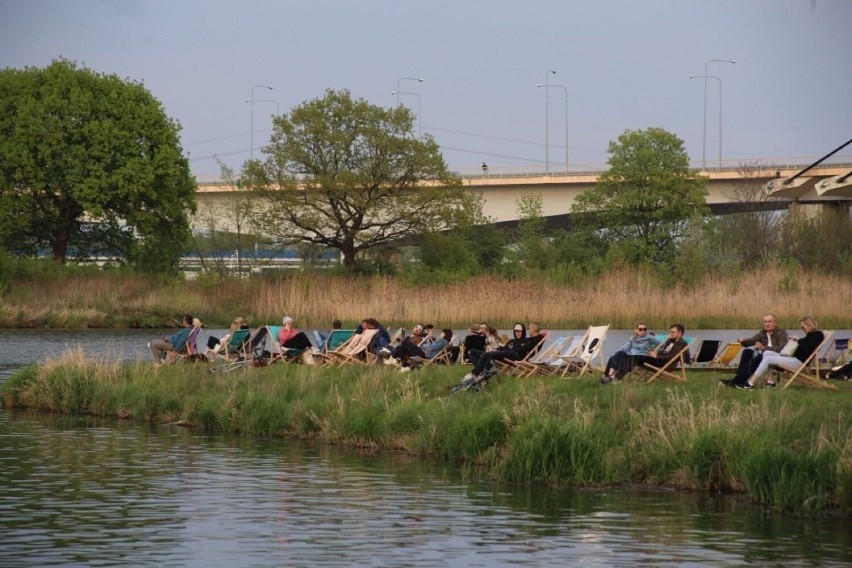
571, 127, 708, 263
244, 89, 465, 268
0, 59, 195, 272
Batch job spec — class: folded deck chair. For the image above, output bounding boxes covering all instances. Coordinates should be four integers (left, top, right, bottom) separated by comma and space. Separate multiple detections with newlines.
685, 339, 721, 369
709, 342, 743, 371
560, 325, 610, 377
782, 331, 837, 390
634, 337, 695, 383
165, 325, 202, 365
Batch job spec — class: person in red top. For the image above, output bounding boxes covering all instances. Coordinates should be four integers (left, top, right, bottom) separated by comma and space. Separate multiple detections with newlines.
277, 316, 313, 351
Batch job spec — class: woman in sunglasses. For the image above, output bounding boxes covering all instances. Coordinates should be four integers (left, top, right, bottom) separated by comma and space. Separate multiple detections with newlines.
601, 321, 661, 384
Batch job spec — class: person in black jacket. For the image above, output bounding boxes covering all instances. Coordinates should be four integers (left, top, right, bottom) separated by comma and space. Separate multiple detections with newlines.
632, 323, 690, 371
737, 316, 824, 389
464, 322, 543, 380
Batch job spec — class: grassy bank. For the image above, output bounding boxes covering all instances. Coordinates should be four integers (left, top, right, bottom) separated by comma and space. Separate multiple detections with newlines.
1, 266, 851, 329
2, 349, 850, 515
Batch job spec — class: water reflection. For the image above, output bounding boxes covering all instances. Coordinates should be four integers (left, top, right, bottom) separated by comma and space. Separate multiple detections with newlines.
1, 410, 849, 567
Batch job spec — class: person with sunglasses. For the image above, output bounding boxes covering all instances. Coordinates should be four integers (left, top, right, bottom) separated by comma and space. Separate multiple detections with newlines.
601, 321, 660, 384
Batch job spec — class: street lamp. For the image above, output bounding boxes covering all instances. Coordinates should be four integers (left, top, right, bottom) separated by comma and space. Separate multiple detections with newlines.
700, 59, 735, 169
538, 83, 568, 173
691, 75, 723, 169
543, 69, 556, 174
249, 84, 273, 160
390, 91, 421, 137
396, 77, 423, 106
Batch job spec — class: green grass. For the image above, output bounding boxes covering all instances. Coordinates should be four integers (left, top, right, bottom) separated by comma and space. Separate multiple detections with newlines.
2, 352, 851, 515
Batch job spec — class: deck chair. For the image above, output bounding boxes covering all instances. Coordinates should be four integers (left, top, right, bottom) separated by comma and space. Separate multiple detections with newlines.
782, 331, 837, 390
323, 329, 355, 352
407, 342, 454, 369
825, 337, 850, 365
322, 328, 379, 365
708, 342, 743, 370
494, 332, 548, 375
266, 325, 311, 364
508, 335, 569, 378
511, 336, 573, 378
633, 337, 696, 383
560, 325, 610, 377
165, 325, 202, 365
685, 339, 721, 369
219, 328, 252, 361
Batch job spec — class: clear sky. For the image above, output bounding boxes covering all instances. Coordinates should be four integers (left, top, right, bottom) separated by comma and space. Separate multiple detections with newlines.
2, 0, 851, 178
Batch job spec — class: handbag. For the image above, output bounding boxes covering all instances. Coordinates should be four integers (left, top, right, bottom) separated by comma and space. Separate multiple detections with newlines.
779, 338, 798, 357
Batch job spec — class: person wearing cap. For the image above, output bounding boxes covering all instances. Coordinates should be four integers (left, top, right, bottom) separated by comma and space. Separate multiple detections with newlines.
277, 316, 313, 351
465, 322, 543, 380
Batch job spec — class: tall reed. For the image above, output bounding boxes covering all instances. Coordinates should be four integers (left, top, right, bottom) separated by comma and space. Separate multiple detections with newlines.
2, 266, 850, 329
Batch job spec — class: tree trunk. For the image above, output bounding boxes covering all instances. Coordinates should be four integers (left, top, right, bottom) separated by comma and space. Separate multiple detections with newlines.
340, 238, 356, 268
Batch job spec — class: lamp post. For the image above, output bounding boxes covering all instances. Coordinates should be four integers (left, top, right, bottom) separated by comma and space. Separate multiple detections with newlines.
544, 69, 556, 174
691, 75, 723, 169
244, 99, 280, 159
700, 59, 734, 169
537, 83, 568, 173
396, 77, 423, 106
249, 84, 273, 160
390, 91, 421, 137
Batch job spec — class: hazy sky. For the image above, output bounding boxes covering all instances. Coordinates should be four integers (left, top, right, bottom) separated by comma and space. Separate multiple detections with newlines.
2, 0, 851, 178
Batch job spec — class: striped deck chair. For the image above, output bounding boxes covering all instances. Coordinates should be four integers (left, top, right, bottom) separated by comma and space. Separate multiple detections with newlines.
782, 331, 837, 390
708, 342, 743, 371
634, 337, 696, 383
560, 325, 610, 377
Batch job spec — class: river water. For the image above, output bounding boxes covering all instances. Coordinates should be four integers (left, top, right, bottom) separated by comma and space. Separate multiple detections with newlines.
1, 329, 850, 566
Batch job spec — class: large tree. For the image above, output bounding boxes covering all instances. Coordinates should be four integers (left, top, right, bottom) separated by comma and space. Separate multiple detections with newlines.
244, 89, 463, 268
0, 59, 195, 272
571, 127, 708, 263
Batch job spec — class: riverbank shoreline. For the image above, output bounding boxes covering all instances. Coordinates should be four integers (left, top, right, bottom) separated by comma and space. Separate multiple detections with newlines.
2, 352, 850, 515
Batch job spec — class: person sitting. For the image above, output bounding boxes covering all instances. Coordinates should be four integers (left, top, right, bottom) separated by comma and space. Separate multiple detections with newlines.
459, 322, 488, 363
485, 325, 505, 352
205, 317, 249, 359
277, 316, 314, 351
313, 319, 343, 351
464, 322, 543, 382
422, 323, 436, 345
632, 323, 690, 375
721, 313, 788, 388
601, 321, 660, 384
380, 324, 426, 360
149, 314, 193, 367
737, 316, 824, 389
396, 329, 454, 371
356, 318, 391, 355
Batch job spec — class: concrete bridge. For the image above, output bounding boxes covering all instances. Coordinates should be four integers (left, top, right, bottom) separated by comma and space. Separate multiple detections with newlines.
194, 163, 851, 231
